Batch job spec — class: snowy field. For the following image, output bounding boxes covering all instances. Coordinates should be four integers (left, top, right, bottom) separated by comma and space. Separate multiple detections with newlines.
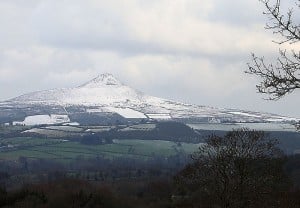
146, 113, 171, 119
105, 107, 147, 118
13, 114, 70, 126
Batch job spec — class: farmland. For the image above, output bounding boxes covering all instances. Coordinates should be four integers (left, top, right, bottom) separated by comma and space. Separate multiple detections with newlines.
0, 136, 202, 162
0, 121, 299, 163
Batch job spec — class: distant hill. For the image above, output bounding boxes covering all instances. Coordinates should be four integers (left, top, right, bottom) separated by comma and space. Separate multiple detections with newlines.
0, 73, 298, 125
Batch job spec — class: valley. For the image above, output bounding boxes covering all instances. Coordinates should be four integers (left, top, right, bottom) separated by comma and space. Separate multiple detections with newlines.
0, 122, 201, 162
0, 121, 299, 164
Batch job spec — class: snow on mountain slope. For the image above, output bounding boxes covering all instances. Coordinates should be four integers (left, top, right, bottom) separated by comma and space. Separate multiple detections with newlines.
9, 74, 146, 106
104, 107, 147, 119
1, 73, 298, 123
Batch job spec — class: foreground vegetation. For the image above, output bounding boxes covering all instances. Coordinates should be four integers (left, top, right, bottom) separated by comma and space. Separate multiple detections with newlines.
0, 137, 201, 162
0, 161, 297, 207
0, 129, 299, 207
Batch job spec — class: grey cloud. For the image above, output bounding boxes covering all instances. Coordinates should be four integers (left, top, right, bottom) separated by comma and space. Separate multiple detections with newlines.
207, 0, 297, 26
207, 0, 265, 25
0, 0, 300, 117
30, 0, 272, 57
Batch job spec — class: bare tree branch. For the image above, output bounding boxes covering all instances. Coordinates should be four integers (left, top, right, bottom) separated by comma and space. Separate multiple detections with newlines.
246, 0, 300, 100
262, 0, 300, 44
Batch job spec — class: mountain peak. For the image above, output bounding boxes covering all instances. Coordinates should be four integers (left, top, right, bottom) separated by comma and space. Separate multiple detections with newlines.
79, 73, 123, 88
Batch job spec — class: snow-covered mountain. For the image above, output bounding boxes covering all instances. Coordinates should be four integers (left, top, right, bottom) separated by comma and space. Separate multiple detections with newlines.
9, 74, 146, 106
0, 74, 298, 125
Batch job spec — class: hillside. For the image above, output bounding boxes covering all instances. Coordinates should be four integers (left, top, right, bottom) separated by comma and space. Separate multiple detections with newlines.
0, 74, 298, 125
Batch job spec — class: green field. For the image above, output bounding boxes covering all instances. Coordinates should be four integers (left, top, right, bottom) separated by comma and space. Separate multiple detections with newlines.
0, 137, 202, 161
0, 137, 62, 146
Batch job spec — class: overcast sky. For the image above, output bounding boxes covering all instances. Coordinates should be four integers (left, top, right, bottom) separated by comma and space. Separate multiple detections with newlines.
0, 0, 299, 117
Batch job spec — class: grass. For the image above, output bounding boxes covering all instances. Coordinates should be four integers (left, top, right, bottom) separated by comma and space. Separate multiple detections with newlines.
0, 137, 63, 146
0, 126, 30, 133
0, 149, 59, 160
44, 125, 83, 132
0, 137, 201, 162
24, 128, 80, 137
119, 124, 156, 131
115, 139, 175, 156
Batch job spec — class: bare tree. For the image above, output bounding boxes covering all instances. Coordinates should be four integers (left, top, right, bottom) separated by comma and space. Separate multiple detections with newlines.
175, 129, 288, 208
246, 0, 300, 100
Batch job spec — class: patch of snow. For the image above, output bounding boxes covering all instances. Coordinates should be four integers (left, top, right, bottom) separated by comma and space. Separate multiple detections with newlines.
62, 122, 80, 126
229, 112, 262, 118
86, 108, 104, 113
85, 128, 111, 132
105, 107, 147, 118
14, 114, 70, 126
23, 128, 40, 133
266, 117, 299, 122
147, 113, 171, 119
208, 117, 221, 123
